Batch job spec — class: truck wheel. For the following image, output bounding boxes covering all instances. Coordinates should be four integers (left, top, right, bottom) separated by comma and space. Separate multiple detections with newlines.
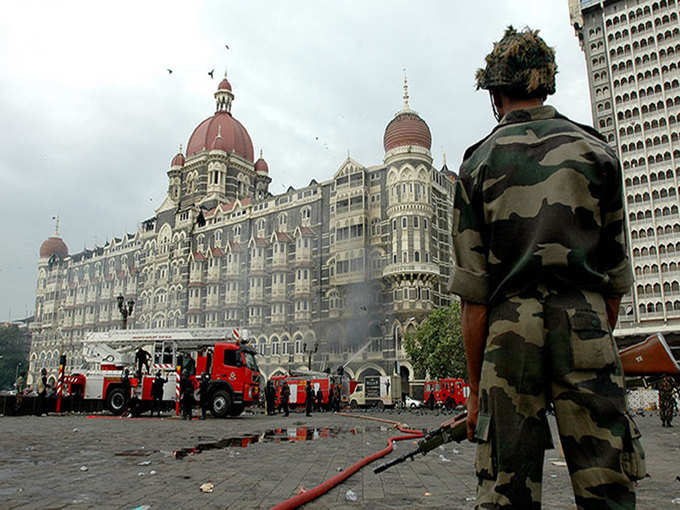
228, 404, 244, 417
445, 397, 455, 410
106, 388, 126, 415
350, 400, 358, 410
211, 390, 232, 418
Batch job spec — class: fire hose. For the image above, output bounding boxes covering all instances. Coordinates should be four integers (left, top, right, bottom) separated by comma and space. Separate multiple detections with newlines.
270, 412, 425, 510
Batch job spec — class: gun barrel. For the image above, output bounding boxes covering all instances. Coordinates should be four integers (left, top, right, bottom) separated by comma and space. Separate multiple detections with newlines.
373, 451, 416, 474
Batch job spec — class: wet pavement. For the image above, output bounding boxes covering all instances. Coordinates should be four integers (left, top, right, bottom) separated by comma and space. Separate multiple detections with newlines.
0, 408, 677, 509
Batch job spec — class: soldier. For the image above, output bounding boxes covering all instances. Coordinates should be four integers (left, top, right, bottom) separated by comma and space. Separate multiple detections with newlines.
281, 382, 290, 417
35, 368, 48, 416
449, 26, 646, 509
265, 380, 275, 416
15, 371, 26, 413
658, 376, 675, 427
334, 384, 341, 412
198, 372, 210, 420
151, 370, 167, 417
305, 381, 313, 417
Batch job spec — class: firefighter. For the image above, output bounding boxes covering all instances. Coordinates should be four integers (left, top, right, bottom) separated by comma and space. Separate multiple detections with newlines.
316, 387, 323, 412
305, 381, 313, 417
135, 347, 151, 379
281, 382, 290, 417
35, 368, 48, 416
265, 380, 275, 416
151, 371, 167, 417
180, 370, 194, 420
334, 384, 341, 412
198, 372, 210, 420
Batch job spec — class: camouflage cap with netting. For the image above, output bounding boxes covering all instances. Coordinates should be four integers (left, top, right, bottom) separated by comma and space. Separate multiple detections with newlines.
476, 26, 557, 97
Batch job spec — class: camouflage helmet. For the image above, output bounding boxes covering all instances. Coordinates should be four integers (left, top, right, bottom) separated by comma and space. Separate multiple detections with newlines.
476, 26, 557, 97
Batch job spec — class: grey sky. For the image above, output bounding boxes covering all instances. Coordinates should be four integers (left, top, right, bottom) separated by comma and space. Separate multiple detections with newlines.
0, 0, 591, 321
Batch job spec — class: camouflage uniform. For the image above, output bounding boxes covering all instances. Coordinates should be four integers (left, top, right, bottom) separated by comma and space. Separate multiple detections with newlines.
449, 106, 646, 509
658, 376, 675, 427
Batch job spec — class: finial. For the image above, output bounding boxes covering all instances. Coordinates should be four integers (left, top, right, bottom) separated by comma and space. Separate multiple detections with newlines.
53, 215, 60, 236
347, 149, 350, 159
443, 152, 447, 166
402, 68, 410, 109
224, 69, 228, 78
179, 143, 183, 153
259, 149, 263, 159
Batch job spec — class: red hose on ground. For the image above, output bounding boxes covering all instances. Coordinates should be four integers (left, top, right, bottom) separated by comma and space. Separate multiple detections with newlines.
270, 413, 424, 510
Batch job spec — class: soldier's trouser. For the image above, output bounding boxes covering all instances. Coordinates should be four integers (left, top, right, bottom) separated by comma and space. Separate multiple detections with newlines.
475, 289, 646, 510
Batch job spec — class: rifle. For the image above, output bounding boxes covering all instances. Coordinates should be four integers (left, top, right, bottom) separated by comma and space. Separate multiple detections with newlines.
374, 333, 679, 475
374, 410, 468, 474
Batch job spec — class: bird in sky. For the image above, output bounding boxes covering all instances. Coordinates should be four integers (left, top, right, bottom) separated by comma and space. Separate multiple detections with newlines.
208, 69, 214, 79
225, 44, 230, 50
167, 68, 173, 74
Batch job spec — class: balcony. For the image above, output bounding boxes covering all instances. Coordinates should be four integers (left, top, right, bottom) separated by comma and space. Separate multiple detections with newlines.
382, 262, 439, 279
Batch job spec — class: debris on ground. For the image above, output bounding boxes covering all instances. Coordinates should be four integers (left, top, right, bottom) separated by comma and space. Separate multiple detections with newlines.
131, 506, 151, 510
551, 461, 567, 467
439, 454, 451, 463
672, 497, 680, 504
297, 486, 307, 495
137, 460, 151, 466
79, 466, 88, 472
423, 492, 431, 496
452, 448, 461, 455
345, 489, 358, 502
72, 428, 79, 433
149, 470, 157, 475
199, 482, 214, 493
137, 472, 145, 476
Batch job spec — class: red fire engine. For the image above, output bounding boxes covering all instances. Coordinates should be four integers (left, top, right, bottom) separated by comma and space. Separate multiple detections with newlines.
64, 328, 261, 417
270, 373, 344, 409
423, 378, 469, 409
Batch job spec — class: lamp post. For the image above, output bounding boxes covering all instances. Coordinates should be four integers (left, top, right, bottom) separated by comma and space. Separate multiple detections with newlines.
305, 341, 318, 371
117, 295, 135, 330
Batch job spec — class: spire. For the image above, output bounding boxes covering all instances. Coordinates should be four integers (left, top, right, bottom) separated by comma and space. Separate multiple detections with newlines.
402, 68, 410, 110
259, 149, 263, 159
443, 152, 447, 166
179, 143, 183, 153
52, 215, 60, 236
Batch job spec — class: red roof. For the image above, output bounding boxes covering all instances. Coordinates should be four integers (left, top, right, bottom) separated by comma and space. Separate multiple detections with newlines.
170, 151, 185, 167
218, 77, 232, 91
186, 112, 253, 161
211, 247, 224, 257
193, 251, 207, 261
299, 226, 315, 236
40, 236, 68, 259
274, 232, 292, 242
383, 111, 432, 152
255, 156, 269, 173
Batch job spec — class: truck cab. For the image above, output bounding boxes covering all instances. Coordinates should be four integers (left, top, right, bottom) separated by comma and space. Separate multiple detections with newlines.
349, 375, 400, 409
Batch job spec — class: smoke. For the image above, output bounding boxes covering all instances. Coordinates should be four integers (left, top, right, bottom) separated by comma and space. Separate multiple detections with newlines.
338, 282, 386, 347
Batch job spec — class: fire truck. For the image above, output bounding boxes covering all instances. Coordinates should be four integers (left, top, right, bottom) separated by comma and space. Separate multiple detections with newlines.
65, 328, 261, 417
423, 378, 469, 409
270, 372, 344, 409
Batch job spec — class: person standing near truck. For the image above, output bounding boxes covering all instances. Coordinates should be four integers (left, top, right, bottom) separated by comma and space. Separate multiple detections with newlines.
180, 370, 194, 420
198, 372, 210, 420
305, 381, 313, 417
151, 371, 167, 417
450, 26, 645, 508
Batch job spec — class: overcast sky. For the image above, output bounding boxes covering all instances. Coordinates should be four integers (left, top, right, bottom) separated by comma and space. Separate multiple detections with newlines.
0, 0, 592, 321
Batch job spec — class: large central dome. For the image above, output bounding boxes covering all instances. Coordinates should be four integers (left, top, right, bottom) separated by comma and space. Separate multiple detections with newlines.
185, 77, 254, 162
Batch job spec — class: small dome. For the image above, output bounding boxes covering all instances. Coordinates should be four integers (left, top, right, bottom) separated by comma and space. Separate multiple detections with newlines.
171, 150, 185, 167
40, 236, 68, 259
218, 77, 232, 91
255, 151, 269, 173
383, 110, 432, 152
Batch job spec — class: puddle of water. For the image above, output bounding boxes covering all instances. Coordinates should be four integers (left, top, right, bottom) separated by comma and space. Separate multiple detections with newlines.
172, 426, 378, 460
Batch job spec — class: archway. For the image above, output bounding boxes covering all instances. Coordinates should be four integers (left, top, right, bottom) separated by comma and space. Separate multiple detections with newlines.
400, 365, 410, 397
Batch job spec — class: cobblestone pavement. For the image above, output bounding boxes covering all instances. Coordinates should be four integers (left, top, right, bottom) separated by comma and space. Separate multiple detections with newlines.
0, 408, 677, 509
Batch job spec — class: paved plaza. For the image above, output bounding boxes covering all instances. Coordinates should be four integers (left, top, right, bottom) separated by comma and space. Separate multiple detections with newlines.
0, 408, 677, 509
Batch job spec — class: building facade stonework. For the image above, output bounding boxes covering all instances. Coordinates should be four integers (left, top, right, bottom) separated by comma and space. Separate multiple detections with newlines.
30, 76, 456, 390
570, 0, 680, 345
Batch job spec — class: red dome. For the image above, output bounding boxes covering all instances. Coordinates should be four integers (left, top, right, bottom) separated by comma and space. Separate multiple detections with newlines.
255, 156, 269, 173
383, 111, 432, 152
186, 112, 254, 161
171, 151, 185, 167
40, 236, 68, 259
218, 78, 232, 91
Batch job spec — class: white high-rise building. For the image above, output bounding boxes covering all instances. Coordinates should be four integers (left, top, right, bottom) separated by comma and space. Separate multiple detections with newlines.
570, 0, 680, 345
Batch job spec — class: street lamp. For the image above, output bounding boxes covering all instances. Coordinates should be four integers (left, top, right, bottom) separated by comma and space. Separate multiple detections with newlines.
117, 295, 135, 330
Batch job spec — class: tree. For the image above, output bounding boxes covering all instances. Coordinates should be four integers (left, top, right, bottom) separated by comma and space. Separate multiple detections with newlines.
0, 324, 30, 390
403, 302, 467, 380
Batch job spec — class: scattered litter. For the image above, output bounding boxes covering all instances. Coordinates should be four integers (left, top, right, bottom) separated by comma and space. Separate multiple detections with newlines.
380, 426, 387, 432
345, 489, 358, 502
465, 497, 475, 502
72, 428, 79, 432
452, 448, 460, 455
423, 492, 431, 496
137, 472, 145, 477
200, 483, 214, 493
672, 497, 680, 505
25, 447, 33, 451
131, 506, 151, 510
550, 474, 557, 478
297, 486, 307, 495
79, 466, 88, 472
337, 467, 343, 472
439, 454, 451, 463
366, 442, 370, 445
137, 460, 152, 466
551, 461, 567, 467
149, 470, 157, 475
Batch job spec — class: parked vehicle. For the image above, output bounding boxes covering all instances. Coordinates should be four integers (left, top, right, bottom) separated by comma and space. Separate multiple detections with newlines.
423, 378, 469, 409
